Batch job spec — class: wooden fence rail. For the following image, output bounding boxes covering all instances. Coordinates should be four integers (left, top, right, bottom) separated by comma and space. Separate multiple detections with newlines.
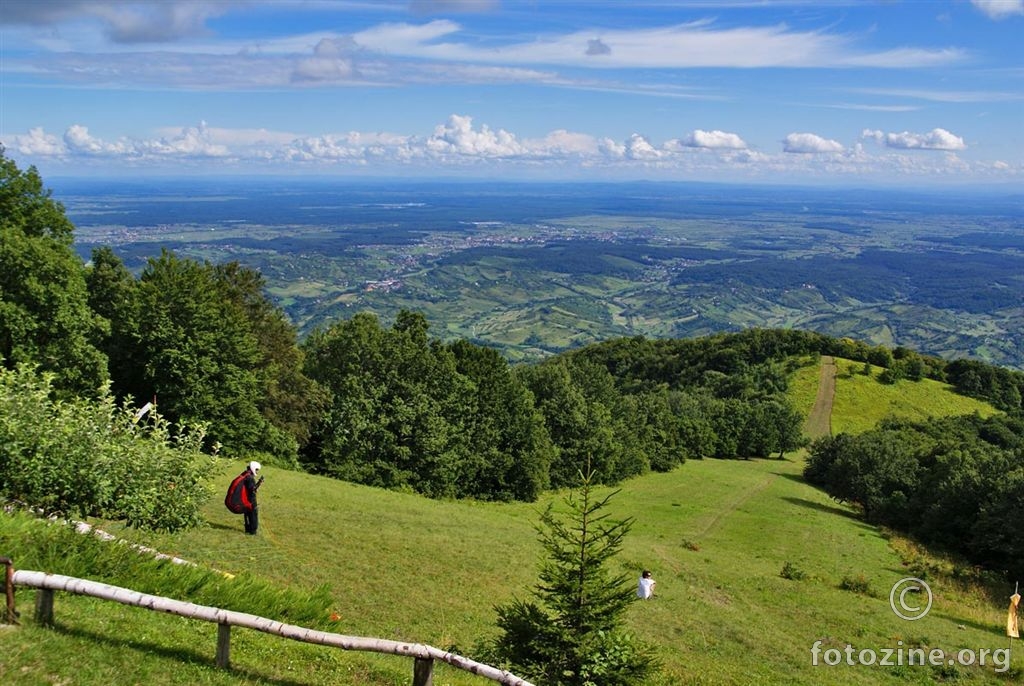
6, 566, 535, 686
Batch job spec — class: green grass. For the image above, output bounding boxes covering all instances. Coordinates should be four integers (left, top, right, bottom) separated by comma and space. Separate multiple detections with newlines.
788, 357, 997, 436
2, 359, 1017, 685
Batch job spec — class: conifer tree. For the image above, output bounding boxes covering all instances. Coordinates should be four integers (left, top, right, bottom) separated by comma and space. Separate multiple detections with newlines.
490, 468, 658, 685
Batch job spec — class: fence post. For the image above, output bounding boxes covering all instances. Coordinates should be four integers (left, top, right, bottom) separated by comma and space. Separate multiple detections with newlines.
35, 588, 54, 626
1, 557, 16, 625
216, 622, 231, 669
412, 657, 434, 686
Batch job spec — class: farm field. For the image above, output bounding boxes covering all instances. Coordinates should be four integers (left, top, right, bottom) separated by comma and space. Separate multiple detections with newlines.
56, 179, 1024, 369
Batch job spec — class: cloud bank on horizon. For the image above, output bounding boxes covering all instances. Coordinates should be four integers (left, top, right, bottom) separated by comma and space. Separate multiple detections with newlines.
2, 0, 1021, 185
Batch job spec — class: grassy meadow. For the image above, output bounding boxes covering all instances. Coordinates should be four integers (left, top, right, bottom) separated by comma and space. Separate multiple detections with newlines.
2, 357, 1020, 685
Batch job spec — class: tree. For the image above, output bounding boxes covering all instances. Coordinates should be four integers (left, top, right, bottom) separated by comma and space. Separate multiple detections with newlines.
517, 360, 623, 488
130, 250, 268, 454
448, 339, 553, 501
489, 469, 658, 685
0, 148, 108, 394
86, 246, 144, 398
213, 262, 328, 458
303, 311, 477, 497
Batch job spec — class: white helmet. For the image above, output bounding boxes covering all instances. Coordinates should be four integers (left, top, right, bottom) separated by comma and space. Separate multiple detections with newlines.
248, 461, 261, 473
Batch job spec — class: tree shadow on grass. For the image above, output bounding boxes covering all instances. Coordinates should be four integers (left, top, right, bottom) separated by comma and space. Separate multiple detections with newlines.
46, 621, 312, 686
780, 495, 862, 521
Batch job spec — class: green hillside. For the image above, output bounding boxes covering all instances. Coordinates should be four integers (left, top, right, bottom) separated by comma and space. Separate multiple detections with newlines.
788, 356, 998, 436
2, 358, 1019, 685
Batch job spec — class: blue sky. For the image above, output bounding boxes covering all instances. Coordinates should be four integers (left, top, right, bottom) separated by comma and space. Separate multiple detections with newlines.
2, 0, 1022, 186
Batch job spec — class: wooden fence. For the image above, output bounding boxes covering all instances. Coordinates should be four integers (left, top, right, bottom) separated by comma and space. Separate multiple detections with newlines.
2, 558, 534, 686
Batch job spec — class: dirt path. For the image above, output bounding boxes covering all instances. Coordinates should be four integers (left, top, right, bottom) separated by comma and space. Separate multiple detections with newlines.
804, 355, 837, 440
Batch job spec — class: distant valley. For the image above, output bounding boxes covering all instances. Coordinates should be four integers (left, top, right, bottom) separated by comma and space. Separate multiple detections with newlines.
56, 178, 1024, 368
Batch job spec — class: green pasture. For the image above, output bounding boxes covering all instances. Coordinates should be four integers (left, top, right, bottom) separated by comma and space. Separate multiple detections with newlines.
788, 358, 997, 436
2, 358, 1017, 685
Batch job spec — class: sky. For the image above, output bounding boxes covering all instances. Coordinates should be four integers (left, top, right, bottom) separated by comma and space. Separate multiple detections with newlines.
1, 0, 1023, 187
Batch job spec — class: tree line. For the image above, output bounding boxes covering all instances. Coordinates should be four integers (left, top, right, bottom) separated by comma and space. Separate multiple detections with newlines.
804, 413, 1024, 581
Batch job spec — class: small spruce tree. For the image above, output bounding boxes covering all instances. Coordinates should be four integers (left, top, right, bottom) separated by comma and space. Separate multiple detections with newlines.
489, 468, 659, 685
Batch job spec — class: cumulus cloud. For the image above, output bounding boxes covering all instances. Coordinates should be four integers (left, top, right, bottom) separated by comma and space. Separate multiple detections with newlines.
526, 130, 601, 156
679, 129, 748, 150
625, 134, 662, 160
862, 128, 966, 151
13, 127, 67, 156
783, 133, 844, 154
426, 114, 528, 158
63, 125, 133, 155
17, 121, 231, 160
971, 0, 1024, 20
141, 122, 231, 156
8, 115, 1018, 184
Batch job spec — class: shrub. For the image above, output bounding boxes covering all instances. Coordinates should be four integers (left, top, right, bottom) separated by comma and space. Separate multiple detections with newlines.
0, 364, 213, 531
838, 573, 873, 596
780, 561, 807, 581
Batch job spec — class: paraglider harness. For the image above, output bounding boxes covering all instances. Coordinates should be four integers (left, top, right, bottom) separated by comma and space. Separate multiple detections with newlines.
225, 469, 263, 514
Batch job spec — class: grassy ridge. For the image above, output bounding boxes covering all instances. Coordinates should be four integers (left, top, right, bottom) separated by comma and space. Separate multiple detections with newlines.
2, 358, 1019, 685
788, 357, 997, 436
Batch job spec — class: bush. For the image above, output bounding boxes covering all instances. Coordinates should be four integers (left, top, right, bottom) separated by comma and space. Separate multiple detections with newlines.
838, 574, 873, 596
0, 364, 214, 531
780, 561, 807, 581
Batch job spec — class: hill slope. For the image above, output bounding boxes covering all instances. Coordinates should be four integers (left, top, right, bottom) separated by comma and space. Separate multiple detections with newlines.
2, 357, 1017, 685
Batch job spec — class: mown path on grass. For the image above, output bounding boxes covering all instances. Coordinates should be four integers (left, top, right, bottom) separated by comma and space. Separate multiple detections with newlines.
687, 355, 836, 540
803, 355, 836, 439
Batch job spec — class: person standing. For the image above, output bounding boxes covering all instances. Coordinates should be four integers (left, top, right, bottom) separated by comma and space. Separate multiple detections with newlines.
637, 570, 656, 599
242, 461, 263, 534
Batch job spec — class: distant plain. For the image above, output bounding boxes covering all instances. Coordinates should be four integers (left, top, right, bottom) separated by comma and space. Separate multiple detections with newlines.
56, 178, 1024, 368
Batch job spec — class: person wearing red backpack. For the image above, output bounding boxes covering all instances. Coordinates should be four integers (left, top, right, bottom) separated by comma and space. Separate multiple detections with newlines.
225, 461, 264, 534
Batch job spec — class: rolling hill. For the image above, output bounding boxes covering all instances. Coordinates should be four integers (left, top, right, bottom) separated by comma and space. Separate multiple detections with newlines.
1, 357, 1019, 685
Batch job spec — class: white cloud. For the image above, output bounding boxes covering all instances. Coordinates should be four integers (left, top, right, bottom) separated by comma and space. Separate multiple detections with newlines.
625, 134, 662, 160
526, 130, 601, 156
680, 129, 748, 150
862, 128, 966, 151
140, 122, 231, 157
971, 0, 1024, 19
349, 20, 964, 70
64, 125, 134, 155
426, 114, 528, 158
13, 127, 67, 156
783, 133, 844, 154
9, 116, 1018, 184
29, 121, 232, 159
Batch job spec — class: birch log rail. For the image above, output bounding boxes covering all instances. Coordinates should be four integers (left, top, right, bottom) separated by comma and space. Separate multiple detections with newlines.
8, 569, 535, 686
